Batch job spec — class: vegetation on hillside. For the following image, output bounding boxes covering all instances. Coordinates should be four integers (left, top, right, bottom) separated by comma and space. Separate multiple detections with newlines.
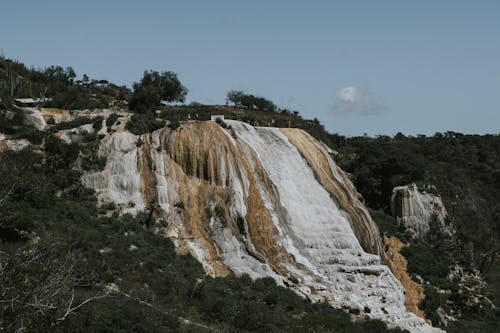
0, 56, 130, 110
335, 133, 500, 332
126, 113, 166, 135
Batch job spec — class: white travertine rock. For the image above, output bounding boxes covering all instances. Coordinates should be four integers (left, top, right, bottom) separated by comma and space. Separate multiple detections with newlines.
391, 184, 448, 239
23, 109, 47, 130
81, 131, 145, 215
59, 123, 95, 144
5, 139, 31, 151
83, 120, 443, 333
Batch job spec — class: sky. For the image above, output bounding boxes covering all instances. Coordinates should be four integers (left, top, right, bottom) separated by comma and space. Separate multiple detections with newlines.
1, 0, 499, 136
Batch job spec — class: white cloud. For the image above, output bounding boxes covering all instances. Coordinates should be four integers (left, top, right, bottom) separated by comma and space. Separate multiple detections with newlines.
337, 86, 358, 103
333, 85, 387, 115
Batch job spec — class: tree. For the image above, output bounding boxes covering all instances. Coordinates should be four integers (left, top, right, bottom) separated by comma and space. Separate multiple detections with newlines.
43, 66, 76, 86
227, 90, 244, 107
254, 96, 276, 112
129, 70, 188, 113
226, 90, 276, 111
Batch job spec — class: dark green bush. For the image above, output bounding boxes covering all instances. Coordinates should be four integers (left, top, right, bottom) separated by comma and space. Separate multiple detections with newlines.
92, 116, 103, 131
105, 113, 120, 131
47, 117, 94, 133
369, 208, 401, 238
126, 113, 165, 135
401, 243, 451, 286
174, 201, 185, 210
168, 119, 180, 130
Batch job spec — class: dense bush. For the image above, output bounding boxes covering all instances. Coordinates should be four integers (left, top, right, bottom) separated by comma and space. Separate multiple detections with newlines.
168, 119, 180, 130
126, 113, 166, 135
401, 244, 452, 286
105, 113, 120, 131
369, 208, 402, 238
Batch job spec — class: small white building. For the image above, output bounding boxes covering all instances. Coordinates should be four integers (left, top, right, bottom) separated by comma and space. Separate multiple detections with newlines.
210, 115, 224, 121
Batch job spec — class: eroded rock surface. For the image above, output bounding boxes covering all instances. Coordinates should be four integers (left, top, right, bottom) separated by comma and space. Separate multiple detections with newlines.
83, 120, 443, 333
391, 184, 448, 239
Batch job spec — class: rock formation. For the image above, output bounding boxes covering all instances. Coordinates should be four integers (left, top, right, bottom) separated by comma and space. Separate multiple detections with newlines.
391, 184, 448, 239
82, 119, 443, 333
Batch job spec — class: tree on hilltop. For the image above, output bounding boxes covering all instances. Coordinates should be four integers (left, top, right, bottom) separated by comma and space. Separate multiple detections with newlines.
227, 90, 245, 107
129, 70, 188, 113
226, 90, 276, 112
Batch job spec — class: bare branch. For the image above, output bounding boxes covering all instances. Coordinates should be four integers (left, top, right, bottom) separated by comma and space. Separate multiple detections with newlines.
111, 288, 221, 332
0, 183, 15, 206
56, 288, 110, 322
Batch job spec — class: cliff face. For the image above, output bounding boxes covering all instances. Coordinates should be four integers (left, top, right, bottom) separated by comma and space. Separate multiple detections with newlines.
82, 119, 443, 333
391, 184, 448, 239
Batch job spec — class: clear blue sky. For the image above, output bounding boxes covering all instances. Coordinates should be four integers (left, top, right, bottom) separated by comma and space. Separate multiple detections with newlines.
2, 0, 499, 136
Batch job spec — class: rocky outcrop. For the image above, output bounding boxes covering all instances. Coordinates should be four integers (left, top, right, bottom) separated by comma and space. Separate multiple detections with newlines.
391, 184, 448, 239
4, 138, 31, 151
21, 108, 73, 130
82, 119, 443, 333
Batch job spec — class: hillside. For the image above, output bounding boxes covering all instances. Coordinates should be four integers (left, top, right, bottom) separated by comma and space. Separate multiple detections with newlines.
1, 57, 499, 332
333, 132, 500, 331
1, 113, 411, 333
0, 56, 130, 110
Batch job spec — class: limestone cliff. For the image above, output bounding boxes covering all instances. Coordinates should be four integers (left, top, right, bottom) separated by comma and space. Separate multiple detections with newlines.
391, 184, 448, 239
82, 119, 443, 333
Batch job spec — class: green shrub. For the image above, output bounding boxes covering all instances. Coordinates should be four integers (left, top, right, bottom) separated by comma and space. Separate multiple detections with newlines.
44, 135, 81, 169
174, 201, 185, 210
369, 208, 401, 238
401, 243, 451, 286
126, 113, 165, 135
47, 117, 94, 133
92, 116, 103, 131
420, 285, 449, 326
168, 119, 180, 130
106, 113, 120, 131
